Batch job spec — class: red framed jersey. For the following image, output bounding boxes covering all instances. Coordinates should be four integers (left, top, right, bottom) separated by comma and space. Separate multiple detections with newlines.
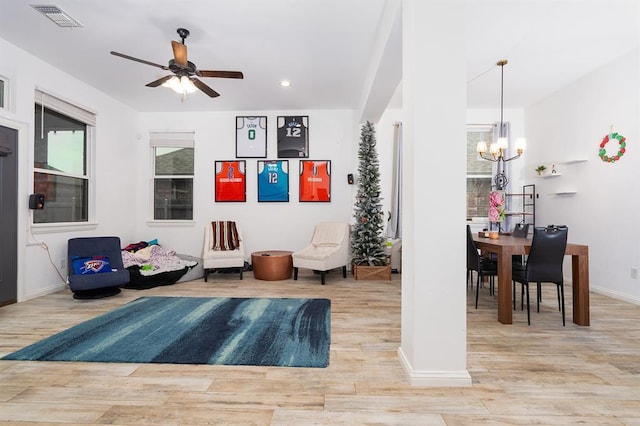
215, 160, 246, 202
299, 160, 330, 202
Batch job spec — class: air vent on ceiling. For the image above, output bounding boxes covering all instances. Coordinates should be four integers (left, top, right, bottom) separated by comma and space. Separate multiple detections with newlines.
30, 4, 83, 28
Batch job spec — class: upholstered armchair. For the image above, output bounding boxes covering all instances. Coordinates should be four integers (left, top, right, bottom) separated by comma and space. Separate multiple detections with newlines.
67, 236, 130, 299
202, 221, 245, 281
292, 222, 349, 285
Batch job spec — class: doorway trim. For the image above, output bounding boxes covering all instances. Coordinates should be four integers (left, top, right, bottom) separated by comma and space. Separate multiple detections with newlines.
0, 114, 29, 302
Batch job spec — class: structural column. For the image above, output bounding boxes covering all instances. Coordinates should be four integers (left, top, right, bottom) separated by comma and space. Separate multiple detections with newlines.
398, 0, 470, 386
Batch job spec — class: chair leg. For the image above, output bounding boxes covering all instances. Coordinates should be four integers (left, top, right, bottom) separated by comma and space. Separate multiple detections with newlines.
342, 265, 347, 278
525, 283, 531, 325
475, 274, 480, 309
559, 282, 566, 326
293, 267, 298, 280
512, 280, 516, 310
537, 282, 542, 313
556, 284, 562, 311
320, 271, 326, 285
239, 269, 243, 280
204, 269, 209, 282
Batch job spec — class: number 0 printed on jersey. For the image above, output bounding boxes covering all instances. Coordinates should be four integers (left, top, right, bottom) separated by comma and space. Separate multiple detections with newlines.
236, 116, 267, 158
257, 160, 289, 202
277, 115, 309, 158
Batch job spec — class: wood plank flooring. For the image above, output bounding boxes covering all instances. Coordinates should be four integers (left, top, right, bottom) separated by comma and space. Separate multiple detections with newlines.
0, 270, 639, 425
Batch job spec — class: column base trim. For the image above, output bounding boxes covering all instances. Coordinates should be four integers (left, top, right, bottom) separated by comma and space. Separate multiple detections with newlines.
398, 347, 472, 387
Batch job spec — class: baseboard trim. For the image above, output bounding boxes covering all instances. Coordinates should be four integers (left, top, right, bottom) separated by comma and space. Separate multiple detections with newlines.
21, 283, 67, 303
397, 347, 472, 387
589, 285, 640, 306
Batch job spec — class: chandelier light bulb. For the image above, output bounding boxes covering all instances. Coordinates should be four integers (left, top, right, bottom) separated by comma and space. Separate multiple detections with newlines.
476, 141, 488, 154
514, 137, 527, 154
496, 137, 509, 151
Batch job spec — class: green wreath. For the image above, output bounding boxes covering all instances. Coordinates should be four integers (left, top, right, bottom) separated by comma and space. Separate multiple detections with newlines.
598, 132, 626, 163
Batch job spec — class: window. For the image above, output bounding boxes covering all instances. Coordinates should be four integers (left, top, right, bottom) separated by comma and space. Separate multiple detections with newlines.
0, 75, 7, 110
466, 126, 493, 220
151, 132, 194, 220
33, 90, 95, 224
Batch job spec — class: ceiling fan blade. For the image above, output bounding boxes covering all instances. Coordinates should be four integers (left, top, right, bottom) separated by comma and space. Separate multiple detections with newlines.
145, 75, 174, 88
171, 41, 188, 68
196, 70, 244, 79
191, 78, 220, 98
110, 51, 169, 70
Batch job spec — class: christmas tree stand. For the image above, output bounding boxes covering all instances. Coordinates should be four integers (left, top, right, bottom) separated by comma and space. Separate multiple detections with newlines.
353, 264, 391, 281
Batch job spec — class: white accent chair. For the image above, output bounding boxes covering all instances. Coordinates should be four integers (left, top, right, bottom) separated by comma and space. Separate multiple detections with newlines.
202, 223, 245, 281
292, 222, 350, 285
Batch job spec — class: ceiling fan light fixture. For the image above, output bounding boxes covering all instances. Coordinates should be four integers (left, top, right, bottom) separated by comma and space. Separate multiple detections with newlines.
162, 76, 197, 96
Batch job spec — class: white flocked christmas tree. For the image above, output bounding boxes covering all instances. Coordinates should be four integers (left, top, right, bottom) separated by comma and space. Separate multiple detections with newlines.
351, 121, 387, 266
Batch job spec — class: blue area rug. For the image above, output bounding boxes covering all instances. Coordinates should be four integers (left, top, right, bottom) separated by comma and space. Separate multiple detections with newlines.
2, 297, 331, 367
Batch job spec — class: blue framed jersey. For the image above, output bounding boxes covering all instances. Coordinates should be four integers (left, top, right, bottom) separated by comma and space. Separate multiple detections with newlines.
257, 160, 289, 202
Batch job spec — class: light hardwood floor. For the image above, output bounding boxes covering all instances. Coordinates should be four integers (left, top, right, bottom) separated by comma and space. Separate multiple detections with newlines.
0, 270, 639, 425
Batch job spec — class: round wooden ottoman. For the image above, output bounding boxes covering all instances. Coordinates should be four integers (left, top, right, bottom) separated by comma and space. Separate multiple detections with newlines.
251, 250, 293, 281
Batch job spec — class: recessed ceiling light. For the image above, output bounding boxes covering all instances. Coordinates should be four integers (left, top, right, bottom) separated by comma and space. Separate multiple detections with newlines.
31, 4, 83, 28
280, 80, 291, 87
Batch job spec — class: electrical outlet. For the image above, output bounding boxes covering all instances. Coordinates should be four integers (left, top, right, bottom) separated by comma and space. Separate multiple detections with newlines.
631, 267, 638, 279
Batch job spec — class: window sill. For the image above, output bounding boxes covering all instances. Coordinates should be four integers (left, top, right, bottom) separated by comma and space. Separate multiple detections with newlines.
30, 221, 99, 234
146, 220, 196, 227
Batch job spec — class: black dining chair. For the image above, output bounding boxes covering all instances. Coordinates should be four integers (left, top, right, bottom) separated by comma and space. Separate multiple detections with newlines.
466, 225, 498, 309
511, 225, 568, 325
510, 222, 530, 308
512, 222, 530, 238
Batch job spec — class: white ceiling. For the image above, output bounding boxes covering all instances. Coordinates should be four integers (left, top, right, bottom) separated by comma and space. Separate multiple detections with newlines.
0, 0, 638, 113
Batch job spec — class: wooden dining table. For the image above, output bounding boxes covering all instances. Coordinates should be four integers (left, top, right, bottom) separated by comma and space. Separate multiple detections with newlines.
473, 234, 590, 326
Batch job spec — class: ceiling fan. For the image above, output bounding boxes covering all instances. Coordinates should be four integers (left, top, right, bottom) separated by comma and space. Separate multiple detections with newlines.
110, 28, 243, 98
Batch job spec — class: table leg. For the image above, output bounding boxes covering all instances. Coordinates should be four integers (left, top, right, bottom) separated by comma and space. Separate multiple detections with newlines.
497, 251, 513, 324
572, 250, 590, 326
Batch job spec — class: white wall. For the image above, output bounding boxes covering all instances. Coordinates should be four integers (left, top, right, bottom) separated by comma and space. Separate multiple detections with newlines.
0, 37, 139, 301
135, 110, 360, 259
525, 47, 640, 304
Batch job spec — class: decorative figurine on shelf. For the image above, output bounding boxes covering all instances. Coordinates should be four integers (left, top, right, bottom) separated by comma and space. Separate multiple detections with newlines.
552, 164, 557, 174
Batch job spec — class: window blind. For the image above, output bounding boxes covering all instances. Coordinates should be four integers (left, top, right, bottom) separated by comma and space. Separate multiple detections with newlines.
34, 89, 96, 126
149, 131, 195, 148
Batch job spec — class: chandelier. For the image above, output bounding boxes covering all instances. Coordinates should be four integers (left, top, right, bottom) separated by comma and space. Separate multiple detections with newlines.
476, 60, 526, 190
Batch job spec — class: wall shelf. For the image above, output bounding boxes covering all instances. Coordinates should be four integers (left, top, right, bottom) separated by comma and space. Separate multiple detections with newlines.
536, 173, 562, 178
551, 191, 577, 195
560, 159, 588, 165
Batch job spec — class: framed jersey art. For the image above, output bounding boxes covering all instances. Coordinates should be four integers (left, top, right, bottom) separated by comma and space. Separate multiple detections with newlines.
236, 116, 267, 158
299, 160, 330, 202
277, 115, 309, 158
257, 160, 289, 202
214, 160, 246, 202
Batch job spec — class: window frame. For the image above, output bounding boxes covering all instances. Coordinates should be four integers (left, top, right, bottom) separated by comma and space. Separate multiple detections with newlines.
0, 74, 9, 111
31, 90, 97, 231
466, 125, 494, 221
149, 131, 195, 223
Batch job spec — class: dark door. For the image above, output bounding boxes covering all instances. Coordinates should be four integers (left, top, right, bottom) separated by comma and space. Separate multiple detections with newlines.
0, 125, 18, 306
